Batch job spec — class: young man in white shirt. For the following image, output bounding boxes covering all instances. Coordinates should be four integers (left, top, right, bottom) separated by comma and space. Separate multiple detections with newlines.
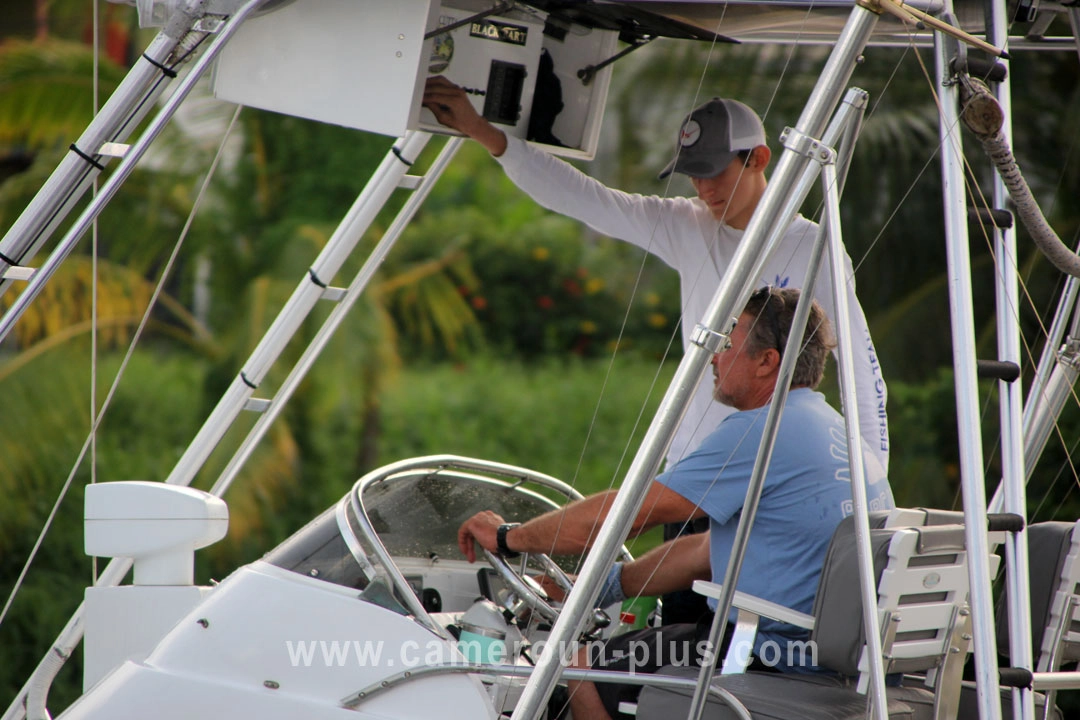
423, 77, 888, 473
424, 78, 890, 623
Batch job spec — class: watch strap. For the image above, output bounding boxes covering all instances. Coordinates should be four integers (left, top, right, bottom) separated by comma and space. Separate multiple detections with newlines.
496, 523, 521, 558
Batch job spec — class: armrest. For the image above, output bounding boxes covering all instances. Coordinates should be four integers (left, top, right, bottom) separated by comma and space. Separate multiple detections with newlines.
692, 580, 815, 630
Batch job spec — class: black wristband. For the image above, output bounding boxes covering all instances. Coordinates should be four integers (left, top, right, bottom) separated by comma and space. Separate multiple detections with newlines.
496, 523, 521, 559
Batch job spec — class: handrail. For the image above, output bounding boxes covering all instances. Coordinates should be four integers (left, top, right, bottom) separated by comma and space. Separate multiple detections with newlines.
340, 663, 753, 720
351, 454, 586, 503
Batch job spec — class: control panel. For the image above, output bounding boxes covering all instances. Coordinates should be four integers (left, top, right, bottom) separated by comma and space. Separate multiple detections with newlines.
212, 0, 617, 158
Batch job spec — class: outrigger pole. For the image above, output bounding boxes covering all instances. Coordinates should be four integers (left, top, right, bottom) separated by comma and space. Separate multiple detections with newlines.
981, 0, 1037, 717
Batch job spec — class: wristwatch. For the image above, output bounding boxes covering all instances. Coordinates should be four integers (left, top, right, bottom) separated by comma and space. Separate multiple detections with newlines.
496, 523, 521, 559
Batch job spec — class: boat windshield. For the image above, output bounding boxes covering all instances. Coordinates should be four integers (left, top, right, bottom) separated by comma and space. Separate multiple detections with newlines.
264, 505, 371, 590
264, 466, 568, 595
359, 471, 562, 561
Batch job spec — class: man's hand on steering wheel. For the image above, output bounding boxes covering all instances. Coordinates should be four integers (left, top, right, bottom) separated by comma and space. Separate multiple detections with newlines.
458, 510, 574, 623
482, 548, 573, 624
458, 510, 505, 562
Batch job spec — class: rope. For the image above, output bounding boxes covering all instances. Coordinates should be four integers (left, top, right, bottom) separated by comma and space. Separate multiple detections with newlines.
980, 130, 1080, 277
960, 77, 1080, 278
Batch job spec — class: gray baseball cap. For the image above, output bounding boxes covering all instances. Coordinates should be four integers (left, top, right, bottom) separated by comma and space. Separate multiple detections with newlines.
658, 98, 767, 179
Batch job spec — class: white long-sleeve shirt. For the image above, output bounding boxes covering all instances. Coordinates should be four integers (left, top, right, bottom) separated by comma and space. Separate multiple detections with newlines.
497, 135, 890, 471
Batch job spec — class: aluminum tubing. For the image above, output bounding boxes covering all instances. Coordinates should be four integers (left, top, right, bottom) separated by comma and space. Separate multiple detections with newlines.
1020, 361, 1080, 482
822, 161, 889, 720
0, 0, 273, 346
985, 1, 1036, 716
0, 28, 187, 300
1018, 275, 1079, 469
935, 22, 1004, 720
508, 7, 882, 720
164, 132, 431, 488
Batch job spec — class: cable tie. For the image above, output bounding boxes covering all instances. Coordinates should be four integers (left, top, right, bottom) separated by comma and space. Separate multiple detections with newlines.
142, 52, 178, 78
0, 250, 17, 266
240, 371, 257, 389
308, 268, 328, 288
69, 143, 105, 171
391, 146, 414, 167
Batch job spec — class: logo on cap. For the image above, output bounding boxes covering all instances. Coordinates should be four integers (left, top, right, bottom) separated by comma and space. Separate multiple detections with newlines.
679, 120, 702, 147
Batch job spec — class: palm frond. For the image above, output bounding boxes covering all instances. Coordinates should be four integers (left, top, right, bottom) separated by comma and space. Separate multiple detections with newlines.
0, 39, 126, 152
0, 255, 211, 350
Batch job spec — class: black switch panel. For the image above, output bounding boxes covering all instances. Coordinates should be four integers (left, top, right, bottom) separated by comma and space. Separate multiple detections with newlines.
483, 60, 526, 126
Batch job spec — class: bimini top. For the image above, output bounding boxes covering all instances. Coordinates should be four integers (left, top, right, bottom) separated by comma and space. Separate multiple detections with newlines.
523, 0, 1073, 48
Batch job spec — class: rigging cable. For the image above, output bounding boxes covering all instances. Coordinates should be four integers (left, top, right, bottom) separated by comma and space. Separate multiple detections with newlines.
0, 102, 243, 633
91, 0, 100, 589
900, 24, 1080, 522
549, 7, 738, 579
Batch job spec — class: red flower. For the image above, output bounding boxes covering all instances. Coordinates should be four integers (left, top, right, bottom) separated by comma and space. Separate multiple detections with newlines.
537, 295, 554, 310
470, 296, 488, 310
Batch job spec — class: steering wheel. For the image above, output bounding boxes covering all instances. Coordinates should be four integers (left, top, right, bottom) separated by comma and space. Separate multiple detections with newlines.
482, 548, 575, 624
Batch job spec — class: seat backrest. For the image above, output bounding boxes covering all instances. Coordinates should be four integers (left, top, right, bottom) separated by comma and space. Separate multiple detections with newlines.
886, 507, 965, 528
887, 507, 1007, 551
996, 519, 1080, 672
812, 517, 973, 693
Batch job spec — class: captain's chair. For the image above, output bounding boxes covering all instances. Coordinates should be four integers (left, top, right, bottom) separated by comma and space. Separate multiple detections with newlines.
974, 519, 1080, 720
1001, 520, 1080, 675
631, 517, 976, 720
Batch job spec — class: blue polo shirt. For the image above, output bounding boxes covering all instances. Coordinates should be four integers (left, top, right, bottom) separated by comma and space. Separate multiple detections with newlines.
657, 388, 894, 672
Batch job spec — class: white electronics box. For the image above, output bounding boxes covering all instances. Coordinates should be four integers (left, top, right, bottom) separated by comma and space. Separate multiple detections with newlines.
212, 0, 617, 159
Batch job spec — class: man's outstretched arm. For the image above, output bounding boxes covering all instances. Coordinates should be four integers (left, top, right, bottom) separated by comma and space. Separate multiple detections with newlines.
456, 482, 702, 562
620, 531, 711, 598
422, 76, 508, 157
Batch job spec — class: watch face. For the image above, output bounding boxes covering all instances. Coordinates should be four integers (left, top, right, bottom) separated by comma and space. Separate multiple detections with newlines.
680, 119, 702, 147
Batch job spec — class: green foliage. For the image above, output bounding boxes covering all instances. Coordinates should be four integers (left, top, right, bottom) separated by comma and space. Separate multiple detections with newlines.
221, 110, 393, 233
885, 368, 965, 510
393, 140, 681, 360
0, 347, 210, 547
377, 355, 674, 488
0, 38, 126, 154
